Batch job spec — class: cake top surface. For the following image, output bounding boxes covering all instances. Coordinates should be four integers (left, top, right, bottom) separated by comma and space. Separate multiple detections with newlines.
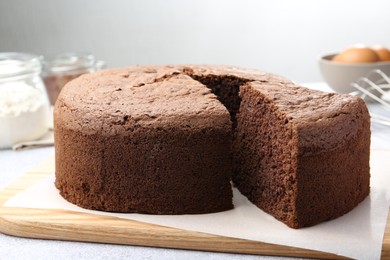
56, 65, 369, 150
182, 64, 290, 83
56, 69, 231, 133
248, 80, 360, 123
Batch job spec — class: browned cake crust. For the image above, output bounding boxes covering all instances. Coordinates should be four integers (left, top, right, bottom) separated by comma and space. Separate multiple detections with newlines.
54, 65, 370, 227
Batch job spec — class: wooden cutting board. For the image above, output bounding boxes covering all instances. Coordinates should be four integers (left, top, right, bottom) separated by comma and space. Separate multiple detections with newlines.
0, 156, 389, 260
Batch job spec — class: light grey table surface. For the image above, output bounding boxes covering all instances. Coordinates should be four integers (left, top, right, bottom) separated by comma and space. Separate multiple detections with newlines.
0, 83, 389, 260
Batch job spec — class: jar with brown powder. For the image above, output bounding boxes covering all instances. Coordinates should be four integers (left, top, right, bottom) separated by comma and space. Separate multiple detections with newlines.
42, 52, 105, 105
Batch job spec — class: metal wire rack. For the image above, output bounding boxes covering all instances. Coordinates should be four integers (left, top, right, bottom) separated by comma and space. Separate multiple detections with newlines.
351, 69, 390, 126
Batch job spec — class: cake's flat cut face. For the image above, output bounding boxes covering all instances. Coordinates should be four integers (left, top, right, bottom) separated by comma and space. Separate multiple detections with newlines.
54, 65, 370, 228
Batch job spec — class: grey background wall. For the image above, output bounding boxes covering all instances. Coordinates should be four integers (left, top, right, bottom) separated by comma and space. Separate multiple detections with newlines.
1, 0, 389, 83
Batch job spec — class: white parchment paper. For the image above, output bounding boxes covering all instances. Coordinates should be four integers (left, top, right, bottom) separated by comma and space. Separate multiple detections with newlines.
4, 150, 390, 259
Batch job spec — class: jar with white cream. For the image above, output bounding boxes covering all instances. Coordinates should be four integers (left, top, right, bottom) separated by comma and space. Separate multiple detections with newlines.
0, 52, 50, 149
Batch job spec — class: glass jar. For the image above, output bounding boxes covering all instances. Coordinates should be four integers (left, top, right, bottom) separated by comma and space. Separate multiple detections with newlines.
0, 52, 51, 149
42, 52, 105, 105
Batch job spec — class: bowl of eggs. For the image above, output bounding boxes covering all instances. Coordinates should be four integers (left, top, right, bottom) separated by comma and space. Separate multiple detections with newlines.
318, 45, 390, 93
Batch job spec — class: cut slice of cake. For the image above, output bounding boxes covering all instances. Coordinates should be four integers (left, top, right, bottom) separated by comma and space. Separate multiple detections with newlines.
233, 81, 370, 228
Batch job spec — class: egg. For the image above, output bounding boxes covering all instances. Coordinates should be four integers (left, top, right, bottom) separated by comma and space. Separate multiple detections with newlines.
331, 54, 344, 62
372, 45, 390, 61
332, 46, 380, 63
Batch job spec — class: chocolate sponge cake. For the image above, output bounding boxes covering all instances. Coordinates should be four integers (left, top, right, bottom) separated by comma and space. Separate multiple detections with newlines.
54, 65, 370, 228
54, 71, 233, 214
